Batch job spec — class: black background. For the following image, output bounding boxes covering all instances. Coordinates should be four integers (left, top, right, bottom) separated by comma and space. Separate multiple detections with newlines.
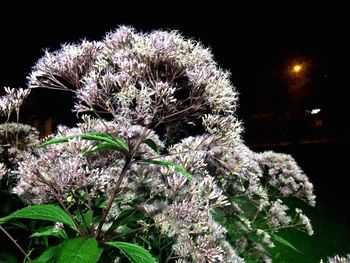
1, 3, 348, 134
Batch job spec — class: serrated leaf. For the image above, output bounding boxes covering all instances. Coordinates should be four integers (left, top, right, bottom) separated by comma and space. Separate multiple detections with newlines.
106, 241, 157, 263
138, 159, 193, 180
271, 233, 301, 254
30, 226, 68, 239
0, 205, 77, 231
32, 245, 60, 263
57, 238, 100, 263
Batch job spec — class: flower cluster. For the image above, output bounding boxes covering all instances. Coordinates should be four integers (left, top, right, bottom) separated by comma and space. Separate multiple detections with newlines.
0, 123, 39, 195
14, 115, 244, 261
258, 151, 316, 206
14, 118, 148, 203
166, 131, 315, 260
28, 26, 238, 142
0, 123, 40, 165
321, 255, 350, 263
0, 162, 7, 180
0, 87, 30, 120
149, 176, 242, 263
10, 26, 317, 262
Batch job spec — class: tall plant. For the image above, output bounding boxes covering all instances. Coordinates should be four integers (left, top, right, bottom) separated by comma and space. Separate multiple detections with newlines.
0, 26, 315, 263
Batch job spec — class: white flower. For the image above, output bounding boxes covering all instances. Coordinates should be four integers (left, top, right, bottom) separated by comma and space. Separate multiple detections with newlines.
0, 163, 7, 180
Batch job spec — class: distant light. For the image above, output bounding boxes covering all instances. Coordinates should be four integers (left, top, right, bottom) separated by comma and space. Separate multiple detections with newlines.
293, 64, 302, 73
311, 108, 321, 114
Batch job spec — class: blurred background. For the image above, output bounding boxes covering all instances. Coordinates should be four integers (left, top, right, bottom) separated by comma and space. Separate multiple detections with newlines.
1, 3, 349, 261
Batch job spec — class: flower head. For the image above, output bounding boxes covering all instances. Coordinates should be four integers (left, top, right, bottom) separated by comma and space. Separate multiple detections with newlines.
28, 26, 239, 142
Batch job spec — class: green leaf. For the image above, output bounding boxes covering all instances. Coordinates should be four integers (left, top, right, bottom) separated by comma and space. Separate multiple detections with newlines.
105, 209, 133, 234
40, 133, 128, 155
0, 205, 77, 231
212, 208, 226, 224
138, 159, 193, 180
105, 208, 144, 235
143, 139, 159, 154
30, 226, 68, 239
95, 196, 123, 209
84, 133, 128, 154
271, 233, 302, 254
57, 238, 100, 263
89, 133, 129, 150
83, 211, 93, 228
106, 241, 157, 263
83, 142, 120, 155
229, 196, 249, 205
40, 136, 72, 147
32, 245, 60, 263
6, 221, 29, 231
118, 225, 131, 234
137, 235, 152, 250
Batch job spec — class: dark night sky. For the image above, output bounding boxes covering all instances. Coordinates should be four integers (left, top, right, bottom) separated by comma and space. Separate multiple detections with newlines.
0, 4, 348, 144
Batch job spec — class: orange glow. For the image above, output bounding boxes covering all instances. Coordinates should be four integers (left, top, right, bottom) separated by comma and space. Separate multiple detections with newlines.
293, 64, 302, 73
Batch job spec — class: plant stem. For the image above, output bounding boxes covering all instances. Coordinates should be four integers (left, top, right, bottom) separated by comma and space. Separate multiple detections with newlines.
84, 186, 94, 233
72, 191, 91, 236
104, 195, 155, 238
159, 234, 162, 263
24, 239, 34, 263
0, 225, 32, 262
95, 126, 149, 239
130, 127, 149, 156
15, 108, 20, 148
50, 189, 87, 237
5, 114, 10, 137
95, 159, 131, 239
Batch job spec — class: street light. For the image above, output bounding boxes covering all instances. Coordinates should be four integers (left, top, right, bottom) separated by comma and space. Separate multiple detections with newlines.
292, 63, 304, 88
293, 64, 302, 73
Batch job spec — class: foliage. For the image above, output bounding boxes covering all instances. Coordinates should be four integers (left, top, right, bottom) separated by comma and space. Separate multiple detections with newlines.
0, 205, 77, 231
106, 241, 157, 263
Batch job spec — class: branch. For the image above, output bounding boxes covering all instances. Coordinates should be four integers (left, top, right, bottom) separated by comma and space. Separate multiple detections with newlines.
0, 225, 32, 262
94, 159, 131, 239
95, 126, 150, 239
49, 188, 87, 237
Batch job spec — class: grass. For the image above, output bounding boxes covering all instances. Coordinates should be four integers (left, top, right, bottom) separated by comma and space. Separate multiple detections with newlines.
269, 199, 350, 262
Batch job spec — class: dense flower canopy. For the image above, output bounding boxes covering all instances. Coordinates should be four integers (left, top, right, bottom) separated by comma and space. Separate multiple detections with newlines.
29, 26, 239, 142
6, 26, 317, 262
